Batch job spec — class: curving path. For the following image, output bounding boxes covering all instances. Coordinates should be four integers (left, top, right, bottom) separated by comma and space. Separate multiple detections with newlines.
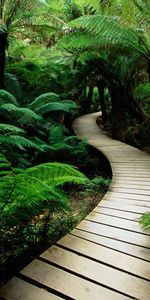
1, 113, 150, 300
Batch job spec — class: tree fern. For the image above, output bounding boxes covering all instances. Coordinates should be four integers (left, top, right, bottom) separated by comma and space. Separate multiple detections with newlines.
59, 13, 149, 60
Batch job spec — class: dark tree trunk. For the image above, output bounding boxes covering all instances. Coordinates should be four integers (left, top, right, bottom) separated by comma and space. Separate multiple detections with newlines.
81, 85, 94, 113
0, 29, 7, 89
108, 85, 128, 138
97, 81, 107, 124
108, 84, 146, 138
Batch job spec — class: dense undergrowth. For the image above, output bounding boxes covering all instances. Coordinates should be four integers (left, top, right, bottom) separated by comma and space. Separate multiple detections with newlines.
0, 75, 111, 284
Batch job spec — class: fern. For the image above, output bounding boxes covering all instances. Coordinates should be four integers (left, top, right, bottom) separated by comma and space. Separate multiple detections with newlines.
0, 161, 88, 227
0, 90, 18, 105
25, 162, 88, 185
4, 73, 22, 101
0, 124, 25, 134
0, 153, 12, 176
36, 101, 78, 115
59, 14, 149, 58
1, 103, 42, 123
29, 92, 60, 110
0, 135, 42, 151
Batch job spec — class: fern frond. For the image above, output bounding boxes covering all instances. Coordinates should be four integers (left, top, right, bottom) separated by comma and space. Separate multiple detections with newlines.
29, 92, 60, 111
0, 135, 42, 151
49, 125, 63, 145
59, 14, 149, 58
0, 90, 18, 105
0, 152, 12, 177
0, 123, 25, 134
36, 101, 78, 115
4, 73, 22, 101
1, 103, 42, 123
25, 162, 88, 186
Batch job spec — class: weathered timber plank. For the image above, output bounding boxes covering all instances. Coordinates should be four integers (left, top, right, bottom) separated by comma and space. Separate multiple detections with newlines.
77, 220, 150, 248
71, 229, 150, 261
20, 259, 130, 300
86, 212, 149, 235
57, 234, 150, 279
104, 191, 150, 201
101, 198, 150, 207
99, 200, 149, 214
39, 245, 150, 300
93, 206, 142, 220
0, 277, 63, 300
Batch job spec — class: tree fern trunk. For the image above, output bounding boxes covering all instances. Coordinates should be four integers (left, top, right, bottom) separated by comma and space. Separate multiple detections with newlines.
97, 81, 107, 124
0, 30, 7, 89
81, 85, 94, 113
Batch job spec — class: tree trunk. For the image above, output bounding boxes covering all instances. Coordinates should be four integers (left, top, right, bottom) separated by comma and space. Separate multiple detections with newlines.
108, 85, 128, 138
97, 81, 107, 124
0, 29, 7, 89
81, 85, 94, 113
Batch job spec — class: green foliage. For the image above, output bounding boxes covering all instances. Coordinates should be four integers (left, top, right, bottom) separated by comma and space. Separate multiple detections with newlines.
85, 176, 111, 193
1, 103, 42, 123
139, 213, 150, 229
0, 134, 42, 151
0, 161, 88, 226
4, 73, 22, 101
0, 156, 88, 269
0, 89, 18, 105
0, 124, 25, 134
29, 92, 78, 115
134, 83, 150, 114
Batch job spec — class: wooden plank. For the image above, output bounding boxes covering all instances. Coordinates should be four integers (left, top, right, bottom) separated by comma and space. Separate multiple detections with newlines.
39, 245, 150, 300
86, 212, 149, 235
101, 198, 150, 207
114, 173, 150, 177
93, 206, 141, 220
0, 277, 62, 300
57, 234, 150, 279
111, 183, 150, 190
20, 259, 130, 300
99, 200, 149, 214
110, 187, 150, 195
77, 220, 150, 248
112, 179, 150, 186
104, 191, 150, 201
71, 228, 150, 261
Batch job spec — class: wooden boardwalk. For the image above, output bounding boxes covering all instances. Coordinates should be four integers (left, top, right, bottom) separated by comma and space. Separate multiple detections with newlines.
0, 112, 150, 300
